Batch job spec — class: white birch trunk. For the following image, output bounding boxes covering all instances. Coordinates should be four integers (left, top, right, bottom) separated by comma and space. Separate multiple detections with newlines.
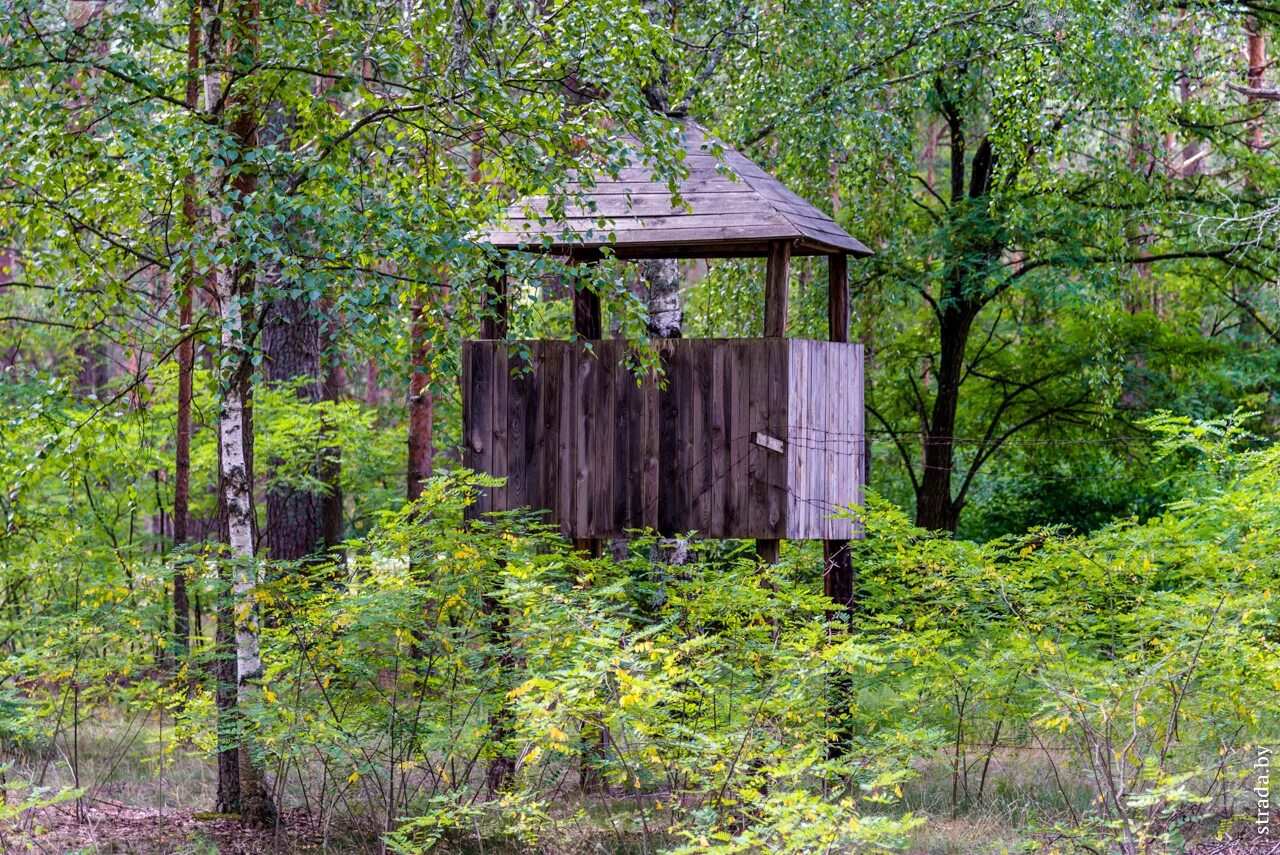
203, 23, 274, 823
204, 39, 261, 714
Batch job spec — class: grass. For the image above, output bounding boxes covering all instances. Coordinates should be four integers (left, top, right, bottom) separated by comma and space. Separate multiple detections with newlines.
2, 710, 1266, 854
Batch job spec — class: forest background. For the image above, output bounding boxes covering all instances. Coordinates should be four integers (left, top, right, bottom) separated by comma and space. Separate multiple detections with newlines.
1, 0, 1279, 853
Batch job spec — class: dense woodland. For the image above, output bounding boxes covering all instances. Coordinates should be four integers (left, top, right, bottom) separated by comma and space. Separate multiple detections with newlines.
1, 1, 1279, 853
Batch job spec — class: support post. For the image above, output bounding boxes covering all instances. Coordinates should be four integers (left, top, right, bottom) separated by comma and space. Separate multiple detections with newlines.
756, 538, 781, 564
481, 261, 508, 340
825, 252, 854, 759
823, 253, 853, 606
763, 240, 791, 338
758, 241, 791, 562
827, 253, 849, 344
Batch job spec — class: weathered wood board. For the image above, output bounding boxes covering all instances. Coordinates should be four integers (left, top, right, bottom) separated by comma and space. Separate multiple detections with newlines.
463, 338, 863, 540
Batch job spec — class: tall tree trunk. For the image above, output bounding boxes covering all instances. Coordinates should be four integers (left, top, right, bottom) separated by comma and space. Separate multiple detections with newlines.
641, 257, 682, 339
407, 291, 434, 502
1248, 17, 1267, 154
205, 0, 276, 827
912, 94, 1003, 534
262, 291, 323, 561
259, 10, 343, 562
172, 0, 201, 661
914, 306, 974, 533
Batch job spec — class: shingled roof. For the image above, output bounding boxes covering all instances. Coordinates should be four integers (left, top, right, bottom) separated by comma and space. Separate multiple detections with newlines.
483, 121, 871, 260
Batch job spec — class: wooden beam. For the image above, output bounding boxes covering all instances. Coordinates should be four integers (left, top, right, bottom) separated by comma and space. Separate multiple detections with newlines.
827, 253, 849, 344
481, 263, 508, 340
764, 241, 791, 338
823, 540, 853, 610
756, 538, 780, 564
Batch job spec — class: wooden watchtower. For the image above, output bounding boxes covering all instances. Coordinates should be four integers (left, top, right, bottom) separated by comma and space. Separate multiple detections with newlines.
465, 120, 869, 582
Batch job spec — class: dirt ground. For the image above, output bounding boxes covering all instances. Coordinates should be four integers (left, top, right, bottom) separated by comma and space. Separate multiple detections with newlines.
6, 800, 1278, 854
3, 803, 322, 855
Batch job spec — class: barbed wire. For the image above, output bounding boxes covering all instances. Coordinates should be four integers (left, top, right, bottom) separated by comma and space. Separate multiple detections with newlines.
470, 420, 1279, 532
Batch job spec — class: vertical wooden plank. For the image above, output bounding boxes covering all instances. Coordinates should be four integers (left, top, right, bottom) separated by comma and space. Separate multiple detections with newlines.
845, 344, 859, 537
571, 260, 603, 547
679, 341, 697, 535
658, 340, 686, 535
593, 341, 616, 538
490, 343, 509, 512
764, 241, 791, 338
539, 343, 561, 527
828, 253, 849, 344
854, 343, 866, 530
709, 344, 728, 537
761, 240, 790, 557
787, 340, 808, 538
613, 343, 632, 534
557, 343, 576, 536
521, 343, 543, 518
641, 356, 660, 531
462, 340, 476, 520
469, 342, 493, 516
813, 342, 829, 538
762, 337, 783, 535
823, 539, 854, 609
746, 340, 769, 538
727, 340, 750, 534
832, 343, 851, 539
574, 345, 593, 537
800, 340, 813, 537
691, 341, 711, 535
506, 345, 528, 512
656, 342, 675, 534
765, 337, 788, 537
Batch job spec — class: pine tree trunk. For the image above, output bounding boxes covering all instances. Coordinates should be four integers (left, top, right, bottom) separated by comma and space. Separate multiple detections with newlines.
263, 290, 323, 561
1248, 17, 1267, 153
171, 0, 201, 661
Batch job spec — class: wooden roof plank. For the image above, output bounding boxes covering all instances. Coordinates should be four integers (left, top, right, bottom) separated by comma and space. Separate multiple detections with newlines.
483, 120, 871, 258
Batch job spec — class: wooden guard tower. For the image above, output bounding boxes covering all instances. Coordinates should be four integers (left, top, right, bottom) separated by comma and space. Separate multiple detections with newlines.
465, 120, 869, 576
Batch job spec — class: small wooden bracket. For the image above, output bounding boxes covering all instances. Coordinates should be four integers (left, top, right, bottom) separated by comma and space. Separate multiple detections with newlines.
753, 431, 785, 454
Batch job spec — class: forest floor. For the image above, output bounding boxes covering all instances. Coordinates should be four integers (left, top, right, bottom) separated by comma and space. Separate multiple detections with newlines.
3, 717, 1275, 854
8, 793, 1278, 854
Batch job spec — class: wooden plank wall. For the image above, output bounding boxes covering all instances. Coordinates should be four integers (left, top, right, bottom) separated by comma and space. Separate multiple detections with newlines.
463, 338, 862, 540
786, 340, 863, 540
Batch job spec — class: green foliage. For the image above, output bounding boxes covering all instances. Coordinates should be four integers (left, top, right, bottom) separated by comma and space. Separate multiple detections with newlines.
6, 423, 1276, 852
681, 0, 1280, 532
4, 0, 1280, 851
